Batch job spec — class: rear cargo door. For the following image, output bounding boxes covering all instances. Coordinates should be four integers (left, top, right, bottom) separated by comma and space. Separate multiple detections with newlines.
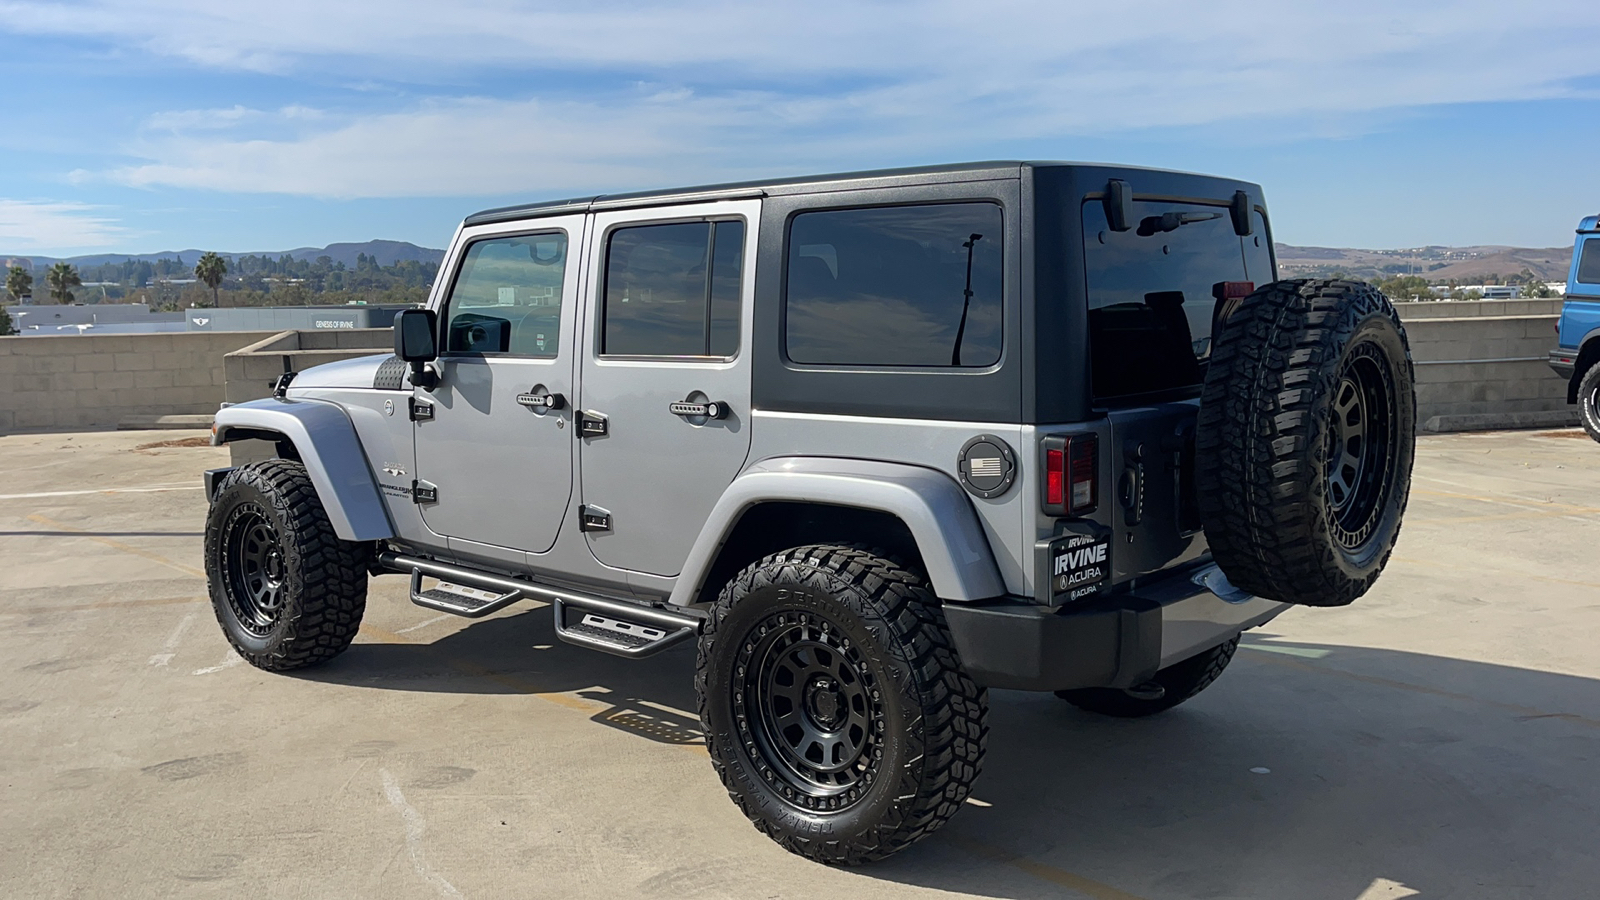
1083, 198, 1275, 581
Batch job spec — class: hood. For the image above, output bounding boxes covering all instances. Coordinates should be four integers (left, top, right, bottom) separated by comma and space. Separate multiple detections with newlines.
286, 353, 394, 390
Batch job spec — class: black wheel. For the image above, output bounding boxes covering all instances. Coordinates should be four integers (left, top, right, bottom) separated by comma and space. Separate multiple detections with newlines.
1196, 279, 1416, 607
1056, 637, 1238, 718
1578, 361, 1600, 444
204, 459, 369, 670
696, 545, 987, 865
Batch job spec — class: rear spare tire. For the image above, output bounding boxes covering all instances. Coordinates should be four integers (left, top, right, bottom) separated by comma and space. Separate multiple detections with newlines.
1196, 279, 1415, 607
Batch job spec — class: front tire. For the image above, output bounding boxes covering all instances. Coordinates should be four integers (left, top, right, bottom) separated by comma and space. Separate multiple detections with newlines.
1577, 361, 1600, 444
204, 459, 369, 671
696, 545, 987, 865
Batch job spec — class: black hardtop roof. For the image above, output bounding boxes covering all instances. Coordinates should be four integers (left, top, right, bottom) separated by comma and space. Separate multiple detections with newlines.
463, 160, 1260, 227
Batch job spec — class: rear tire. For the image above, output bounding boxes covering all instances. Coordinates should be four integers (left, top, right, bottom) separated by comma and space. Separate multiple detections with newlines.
1578, 361, 1600, 444
1056, 638, 1237, 718
204, 459, 369, 671
1196, 279, 1415, 607
696, 544, 987, 865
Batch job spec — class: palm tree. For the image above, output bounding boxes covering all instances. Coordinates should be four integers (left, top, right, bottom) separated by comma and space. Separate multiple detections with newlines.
45, 262, 82, 305
4, 265, 31, 303
194, 252, 228, 308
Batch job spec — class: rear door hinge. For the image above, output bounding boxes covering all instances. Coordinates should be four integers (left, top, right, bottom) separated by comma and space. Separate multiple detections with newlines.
412, 480, 438, 504
579, 504, 611, 532
409, 398, 435, 421
577, 410, 608, 437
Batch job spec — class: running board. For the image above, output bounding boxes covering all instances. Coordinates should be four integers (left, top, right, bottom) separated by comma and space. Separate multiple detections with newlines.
552, 596, 698, 658
379, 551, 700, 656
408, 569, 522, 618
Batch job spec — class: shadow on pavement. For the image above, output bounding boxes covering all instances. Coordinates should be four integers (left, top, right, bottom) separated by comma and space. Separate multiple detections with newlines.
303, 610, 1600, 900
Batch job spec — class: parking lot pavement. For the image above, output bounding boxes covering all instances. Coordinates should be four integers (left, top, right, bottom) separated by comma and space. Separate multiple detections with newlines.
1, 428, 1597, 899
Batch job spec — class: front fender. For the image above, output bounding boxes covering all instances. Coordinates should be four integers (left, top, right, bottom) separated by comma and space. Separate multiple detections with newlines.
213, 398, 394, 541
668, 457, 1006, 606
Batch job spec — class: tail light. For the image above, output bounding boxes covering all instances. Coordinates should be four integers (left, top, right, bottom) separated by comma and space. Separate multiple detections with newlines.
1042, 434, 1098, 516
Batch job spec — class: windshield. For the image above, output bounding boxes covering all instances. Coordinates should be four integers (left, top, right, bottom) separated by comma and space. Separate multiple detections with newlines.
1083, 198, 1273, 400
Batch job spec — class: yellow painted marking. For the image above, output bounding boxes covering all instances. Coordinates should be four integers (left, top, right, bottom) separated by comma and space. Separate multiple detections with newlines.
25, 514, 206, 579
1389, 554, 1600, 591
948, 836, 1150, 900
1412, 487, 1600, 515
0, 595, 205, 616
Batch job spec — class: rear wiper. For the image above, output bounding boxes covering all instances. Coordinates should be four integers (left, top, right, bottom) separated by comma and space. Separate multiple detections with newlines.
1137, 211, 1222, 237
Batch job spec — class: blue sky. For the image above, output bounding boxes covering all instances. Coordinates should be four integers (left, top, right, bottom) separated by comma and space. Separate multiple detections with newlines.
2, 0, 1599, 257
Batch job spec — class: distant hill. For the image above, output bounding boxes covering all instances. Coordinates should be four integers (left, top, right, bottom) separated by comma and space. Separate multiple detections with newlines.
1276, 243, 1572, 282
8, 240, 445, 271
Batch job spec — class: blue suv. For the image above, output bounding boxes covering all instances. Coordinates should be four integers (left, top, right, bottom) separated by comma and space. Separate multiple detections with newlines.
1550, 214, 1600, 441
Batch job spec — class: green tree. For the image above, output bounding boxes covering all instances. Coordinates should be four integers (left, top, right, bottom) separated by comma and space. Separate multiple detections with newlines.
5, 265, 31, 302
194, 251, 228, 308
0, 305, 14, 335
1375, 274, 1436, 301
45, 262, 82, 304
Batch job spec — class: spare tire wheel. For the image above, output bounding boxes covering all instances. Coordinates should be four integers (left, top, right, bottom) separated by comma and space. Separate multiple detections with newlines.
1195, 279, 1415, 607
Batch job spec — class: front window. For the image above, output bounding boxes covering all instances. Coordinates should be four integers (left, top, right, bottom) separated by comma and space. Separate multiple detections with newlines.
442, 232, 568, 357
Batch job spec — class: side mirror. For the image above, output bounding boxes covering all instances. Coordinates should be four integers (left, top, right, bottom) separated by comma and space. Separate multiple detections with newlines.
395, 308, 438, 361
394, 308, 439, 390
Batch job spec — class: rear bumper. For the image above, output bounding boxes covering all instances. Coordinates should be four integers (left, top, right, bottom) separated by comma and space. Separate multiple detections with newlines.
944, 563, 1287, 691
1548, 349, 1576, 383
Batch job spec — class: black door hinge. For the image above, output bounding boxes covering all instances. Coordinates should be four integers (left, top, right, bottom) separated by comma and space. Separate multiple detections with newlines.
579, 504, 611, 532
409, 398, 434, 421
577, 410, 608, 437
412, 480, 438, 504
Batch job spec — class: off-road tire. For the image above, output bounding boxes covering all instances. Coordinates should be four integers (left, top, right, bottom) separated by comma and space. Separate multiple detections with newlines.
696, 544, 987, 865
204, 459, 369, 670
1056, 637, 1238, 718
1578, 361, 1600, 444
1196, 279, 1415, 607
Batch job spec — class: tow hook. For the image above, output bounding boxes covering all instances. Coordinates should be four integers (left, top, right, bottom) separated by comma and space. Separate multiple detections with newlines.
1124, 681, 1166, 701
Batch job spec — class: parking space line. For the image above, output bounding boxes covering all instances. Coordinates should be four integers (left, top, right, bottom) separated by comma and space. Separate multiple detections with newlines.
0, 595, 203, 616
947, 835, 1150, 900
0, 484, 203, 501
1390, 554, 1600, 591
147, 611, 197, 667
379, 768, 464, 900
25, 514, 206, 579
1246, 653, 1599, 729
1412, 485, 1600, 515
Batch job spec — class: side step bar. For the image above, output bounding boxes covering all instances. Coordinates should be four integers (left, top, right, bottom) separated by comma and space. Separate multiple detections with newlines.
378, 551, 700, 658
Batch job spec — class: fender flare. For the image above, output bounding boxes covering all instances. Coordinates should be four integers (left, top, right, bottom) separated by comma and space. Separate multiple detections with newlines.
668, 457, 1006, 606
213, 398, 394, 541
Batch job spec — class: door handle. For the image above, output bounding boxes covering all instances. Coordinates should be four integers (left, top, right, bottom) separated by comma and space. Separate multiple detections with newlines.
516, 386, 565, 411
669, 400, 728, 420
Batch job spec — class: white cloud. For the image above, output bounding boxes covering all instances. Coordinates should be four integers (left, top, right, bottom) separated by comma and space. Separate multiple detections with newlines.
0, 200, 131, 252
8, 0, 1600, 198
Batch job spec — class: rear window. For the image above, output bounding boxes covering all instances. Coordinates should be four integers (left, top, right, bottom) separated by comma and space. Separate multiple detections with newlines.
1579, 238, 1600, 285
1083, 199, 1269, 399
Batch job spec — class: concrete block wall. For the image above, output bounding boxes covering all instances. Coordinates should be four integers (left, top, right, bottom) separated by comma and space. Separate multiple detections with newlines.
1393, 301, 1573, 431
222, 329, 391, 406
0, 331, 271, 432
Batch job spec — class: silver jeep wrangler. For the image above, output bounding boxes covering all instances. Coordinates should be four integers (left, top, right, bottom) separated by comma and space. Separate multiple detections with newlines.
204, 161, 1416, 864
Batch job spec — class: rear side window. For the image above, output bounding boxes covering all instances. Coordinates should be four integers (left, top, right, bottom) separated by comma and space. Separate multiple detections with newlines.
1579, 238, 1600, 285
785, 203, 1003, 367
1083, 199, 1251, 399
602, 220, 745, 356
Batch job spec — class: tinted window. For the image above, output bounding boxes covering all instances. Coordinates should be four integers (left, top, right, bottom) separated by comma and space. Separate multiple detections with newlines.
1244, 210, 1275, 285
1083, 199, 1249, 399
785, 203, 1003, 367
602, 220, 744, 356
1579, 238, 1600, 285
443, 233, 567, 357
